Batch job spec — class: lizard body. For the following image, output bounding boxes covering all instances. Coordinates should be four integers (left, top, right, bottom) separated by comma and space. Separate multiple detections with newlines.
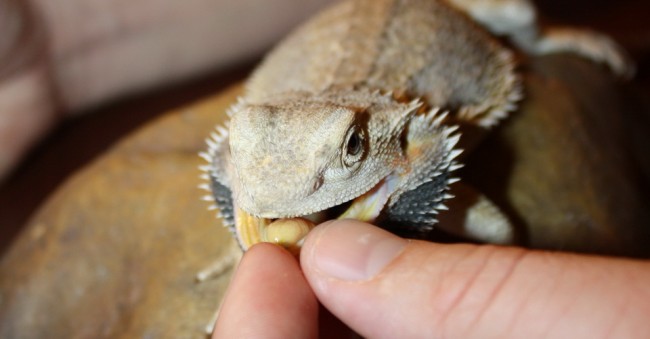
201, 0, 631, 250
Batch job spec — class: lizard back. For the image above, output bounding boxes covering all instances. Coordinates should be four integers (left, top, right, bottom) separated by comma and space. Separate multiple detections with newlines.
245, 0, 520, 125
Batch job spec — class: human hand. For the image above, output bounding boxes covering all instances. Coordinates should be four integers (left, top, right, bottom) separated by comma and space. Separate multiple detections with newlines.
214, 219, 650, 338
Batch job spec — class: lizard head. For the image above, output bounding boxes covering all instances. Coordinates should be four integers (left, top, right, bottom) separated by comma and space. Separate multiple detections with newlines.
225, 89, 420, 219
204, 88, 461, 250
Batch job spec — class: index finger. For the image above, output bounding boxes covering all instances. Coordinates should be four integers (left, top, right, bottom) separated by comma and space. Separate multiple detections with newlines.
213, 243, 318, 338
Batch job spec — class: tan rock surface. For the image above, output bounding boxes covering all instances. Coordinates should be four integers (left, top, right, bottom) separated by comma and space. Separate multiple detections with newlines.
1, 85, 240, 338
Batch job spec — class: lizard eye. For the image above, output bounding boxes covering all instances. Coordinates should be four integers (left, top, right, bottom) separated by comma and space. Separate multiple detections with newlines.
347, 131, 361, 156
343, 126, 366, 168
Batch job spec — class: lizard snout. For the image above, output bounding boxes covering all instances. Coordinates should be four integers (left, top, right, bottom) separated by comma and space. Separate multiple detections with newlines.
236, 170, 327, 218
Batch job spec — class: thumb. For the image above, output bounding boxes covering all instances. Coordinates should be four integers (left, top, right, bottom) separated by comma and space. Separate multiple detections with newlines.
300, 220, 650, 338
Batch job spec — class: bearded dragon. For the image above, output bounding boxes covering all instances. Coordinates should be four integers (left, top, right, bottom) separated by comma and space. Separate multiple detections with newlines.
199, 0, 630, 254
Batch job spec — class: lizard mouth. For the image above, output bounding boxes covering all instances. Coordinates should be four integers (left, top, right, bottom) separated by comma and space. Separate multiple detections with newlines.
233, 176, 394, 252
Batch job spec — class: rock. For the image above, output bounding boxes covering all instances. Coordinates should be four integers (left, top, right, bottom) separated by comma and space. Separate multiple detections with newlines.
1, 85, 240, 338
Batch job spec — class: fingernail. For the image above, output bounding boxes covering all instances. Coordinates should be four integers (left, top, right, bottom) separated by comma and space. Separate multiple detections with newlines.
307, 220, 408, 281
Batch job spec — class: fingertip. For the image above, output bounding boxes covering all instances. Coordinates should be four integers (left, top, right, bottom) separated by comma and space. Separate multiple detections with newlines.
300, 220, 420, 337
214, 242, 318, 339
300, 219, 408, 281
247, 241, 296, 261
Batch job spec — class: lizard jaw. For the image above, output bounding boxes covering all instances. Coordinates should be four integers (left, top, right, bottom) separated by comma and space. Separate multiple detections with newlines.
231, 175, 398, 251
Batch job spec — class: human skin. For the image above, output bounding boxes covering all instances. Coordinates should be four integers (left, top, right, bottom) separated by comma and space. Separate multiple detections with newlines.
0, 0, 333, 181
214, 220, 650, 338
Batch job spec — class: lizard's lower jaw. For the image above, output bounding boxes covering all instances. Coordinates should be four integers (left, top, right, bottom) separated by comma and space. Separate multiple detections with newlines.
232, 208, 315, 254
233, 177, 394, 252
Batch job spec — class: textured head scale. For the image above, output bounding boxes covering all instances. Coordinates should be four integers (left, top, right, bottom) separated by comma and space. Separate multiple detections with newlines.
227, 89, 419, 218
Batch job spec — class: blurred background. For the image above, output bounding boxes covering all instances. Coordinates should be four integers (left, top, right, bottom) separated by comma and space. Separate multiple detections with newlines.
1, 0, 649, 255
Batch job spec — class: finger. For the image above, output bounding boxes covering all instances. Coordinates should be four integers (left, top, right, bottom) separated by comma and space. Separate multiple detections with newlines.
300, 219, 650, 338
213, 243, 318, 339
